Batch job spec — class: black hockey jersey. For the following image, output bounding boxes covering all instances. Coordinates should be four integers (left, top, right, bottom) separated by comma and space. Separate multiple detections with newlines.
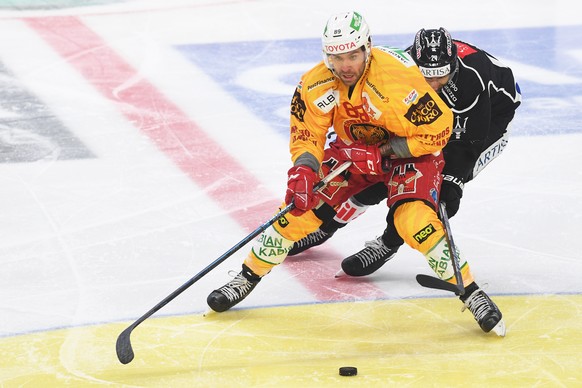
406, 40, 521, 184
433, 40, 521, 183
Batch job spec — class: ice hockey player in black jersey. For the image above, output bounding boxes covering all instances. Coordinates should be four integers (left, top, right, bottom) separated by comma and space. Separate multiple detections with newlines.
290, 27, 521, 278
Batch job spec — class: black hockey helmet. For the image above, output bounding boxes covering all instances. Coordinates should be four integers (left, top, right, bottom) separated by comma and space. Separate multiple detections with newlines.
410, 27, 458, 78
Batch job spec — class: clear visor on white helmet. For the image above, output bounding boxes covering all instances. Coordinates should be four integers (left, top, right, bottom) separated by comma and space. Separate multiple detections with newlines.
321, 11, 371, 70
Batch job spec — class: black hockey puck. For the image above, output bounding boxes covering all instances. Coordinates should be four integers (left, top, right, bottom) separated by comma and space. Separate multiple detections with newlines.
339, 366, 357, 376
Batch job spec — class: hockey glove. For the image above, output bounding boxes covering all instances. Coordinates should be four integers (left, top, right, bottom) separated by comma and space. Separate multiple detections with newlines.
338, 143, 388, 175
440, 175, 464, 217
285, 165, 320, 216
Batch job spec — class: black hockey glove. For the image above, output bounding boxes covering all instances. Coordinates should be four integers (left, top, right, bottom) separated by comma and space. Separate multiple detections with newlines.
440, 175, 464, 218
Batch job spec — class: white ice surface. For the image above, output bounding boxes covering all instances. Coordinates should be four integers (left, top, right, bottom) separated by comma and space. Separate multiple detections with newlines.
0, 0, 580, 337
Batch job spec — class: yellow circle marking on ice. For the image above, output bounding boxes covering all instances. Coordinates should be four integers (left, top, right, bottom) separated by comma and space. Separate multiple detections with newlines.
1, 294, 580, 386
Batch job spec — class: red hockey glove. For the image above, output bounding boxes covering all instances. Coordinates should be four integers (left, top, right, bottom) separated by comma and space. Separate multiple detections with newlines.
285, 165, 320, 216
338, 143, 385, 175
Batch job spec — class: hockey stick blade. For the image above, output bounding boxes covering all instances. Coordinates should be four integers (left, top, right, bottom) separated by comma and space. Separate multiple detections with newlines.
116, 326, 135, 364
114, 161, 352, 364
416, 274, 461, 294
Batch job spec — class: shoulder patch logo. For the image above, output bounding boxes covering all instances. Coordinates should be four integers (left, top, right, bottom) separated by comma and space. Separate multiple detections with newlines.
375, 46, 415, 67
455, 41, 478, 59
291, 87, 307, 122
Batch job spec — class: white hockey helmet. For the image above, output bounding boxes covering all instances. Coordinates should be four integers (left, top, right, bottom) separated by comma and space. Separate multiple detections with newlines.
322, 11, 371, 70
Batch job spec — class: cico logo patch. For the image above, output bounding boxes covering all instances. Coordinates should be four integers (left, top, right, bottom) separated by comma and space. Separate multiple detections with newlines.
404, 93, 443, 126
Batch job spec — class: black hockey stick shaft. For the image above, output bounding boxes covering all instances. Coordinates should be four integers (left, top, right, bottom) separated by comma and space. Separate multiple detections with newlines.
438, 201, 465, 295
415, 202, 465, 296
116, 161, 351, 364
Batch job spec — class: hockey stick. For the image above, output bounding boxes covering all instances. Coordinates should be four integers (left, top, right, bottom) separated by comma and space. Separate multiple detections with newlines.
116, 161, 352, 364
415, 201, 465, 296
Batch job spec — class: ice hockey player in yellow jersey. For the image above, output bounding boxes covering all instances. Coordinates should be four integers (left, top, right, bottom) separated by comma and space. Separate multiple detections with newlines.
207, 11, 505, 336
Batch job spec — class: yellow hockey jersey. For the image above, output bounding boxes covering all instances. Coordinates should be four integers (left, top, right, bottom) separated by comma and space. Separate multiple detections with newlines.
289, 46, 453, 165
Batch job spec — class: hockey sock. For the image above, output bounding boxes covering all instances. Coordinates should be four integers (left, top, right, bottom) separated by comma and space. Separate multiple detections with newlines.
244, 205, 322, 276
392, 200, 475, 284
244, 224, 295, 277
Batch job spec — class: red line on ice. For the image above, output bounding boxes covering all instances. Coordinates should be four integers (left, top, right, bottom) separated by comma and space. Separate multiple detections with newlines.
25, 16, 386, 302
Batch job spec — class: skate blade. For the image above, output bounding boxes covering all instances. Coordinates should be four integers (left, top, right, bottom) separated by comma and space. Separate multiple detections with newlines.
334, 269, 346, 278
202, 308, 215, 317
491, 318, 506, 337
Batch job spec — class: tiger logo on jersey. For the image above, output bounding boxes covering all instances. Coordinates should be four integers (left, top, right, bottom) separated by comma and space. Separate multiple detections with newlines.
348, 122, 390, 145
387, 163, 423, 197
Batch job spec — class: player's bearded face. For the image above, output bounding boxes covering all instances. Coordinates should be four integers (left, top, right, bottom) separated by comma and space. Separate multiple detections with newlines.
327, 48, 366, 87
424, 75, 450, 93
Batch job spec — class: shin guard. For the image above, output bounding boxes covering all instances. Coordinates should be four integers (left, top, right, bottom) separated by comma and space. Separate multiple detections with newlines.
392, 201, 475, 285
244, 224, 295, 276
244, 204, 322, 276
424, 236, 473, 283
393, 201, 445, 253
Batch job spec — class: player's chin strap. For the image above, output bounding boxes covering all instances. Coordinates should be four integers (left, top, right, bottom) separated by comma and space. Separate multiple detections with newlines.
115, 161, 352, 365
416, 201, 465, 296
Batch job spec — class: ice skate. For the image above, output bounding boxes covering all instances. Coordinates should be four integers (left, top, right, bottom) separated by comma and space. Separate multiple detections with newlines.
461, 285, 506, 336
288, 229, 334, 256
339, 236, 399, 277
207, 264, 261, 312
